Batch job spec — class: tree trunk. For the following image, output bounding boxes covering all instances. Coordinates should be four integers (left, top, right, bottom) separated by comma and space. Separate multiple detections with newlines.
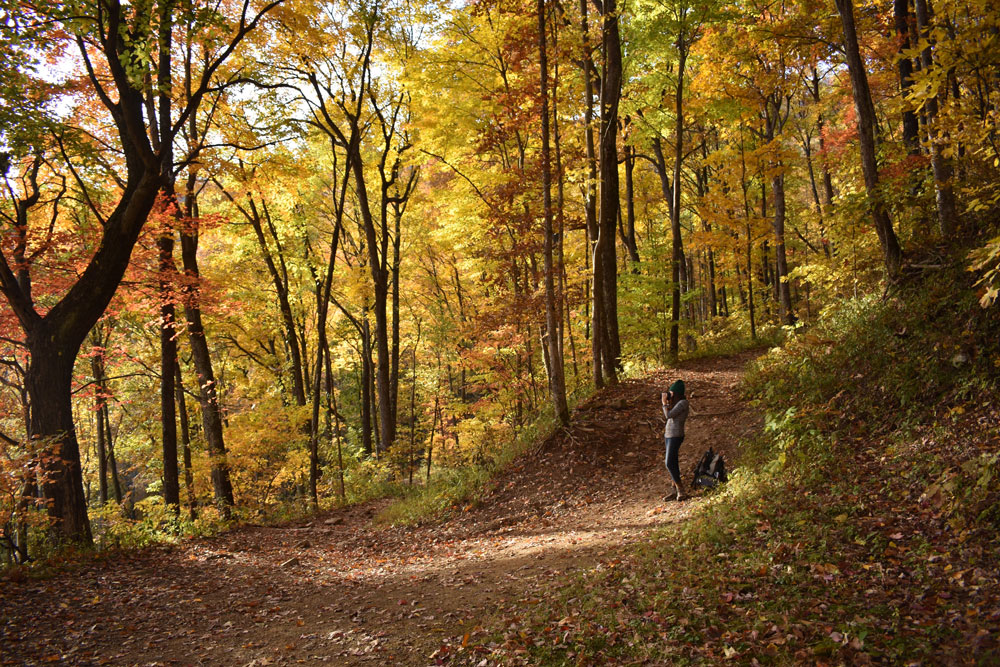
802, 131, 833, 258
914, 0, 958, 237
348, 149, 396, 454
668, 48, 690, 361
390, 212, 402, 450
578, 0, 602, 389
25, 337, 91, 543
157, 234, 180, 512
180, 230, 235, 513
835, 0, 904, 279
597, 0, 622, 381
538, 0, 570, 425
740, 139, 757, 339
360, 316, 374, 457
894, 0, 921, 155
103, 403, 122, 504
308, 195, 343, 510
771, 171, 795, 325
331, 381, 346, 500
174, 361, 197, 520
91, 352, 108, 506
622, 144, 640, 265
238, 195, 307, 406
308, 338, 324, 509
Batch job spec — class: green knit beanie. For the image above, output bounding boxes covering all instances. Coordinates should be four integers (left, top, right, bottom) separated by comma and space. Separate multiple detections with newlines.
669, 379, 685, 398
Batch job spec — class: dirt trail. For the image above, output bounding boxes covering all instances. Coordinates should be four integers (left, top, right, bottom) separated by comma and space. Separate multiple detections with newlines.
0, 352, 759, 666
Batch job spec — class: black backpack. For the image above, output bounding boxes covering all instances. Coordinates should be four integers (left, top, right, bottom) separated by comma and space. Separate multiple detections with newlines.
692, 448, 727, 488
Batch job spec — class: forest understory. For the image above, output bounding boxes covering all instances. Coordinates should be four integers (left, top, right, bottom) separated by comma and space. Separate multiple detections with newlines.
0, 354, 754, 666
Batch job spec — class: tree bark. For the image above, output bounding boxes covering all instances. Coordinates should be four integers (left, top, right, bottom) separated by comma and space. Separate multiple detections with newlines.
771, 168, 794, 324
25, 336, 91, 543
598, 0, 622, 380
158, 234, 180, 512
90, 349, 108, 506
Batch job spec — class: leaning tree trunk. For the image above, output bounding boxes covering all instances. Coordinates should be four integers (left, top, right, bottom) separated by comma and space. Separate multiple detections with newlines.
835, 0, 904, 279
180, 230, 235, 513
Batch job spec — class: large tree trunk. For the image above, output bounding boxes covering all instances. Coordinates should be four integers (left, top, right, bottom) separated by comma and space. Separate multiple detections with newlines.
538, 0, 570, 425
3, 166, 162, 544
25, 337, 91, 544
598, 0, 622, 380
0, 0, 275, 547
835, 0, 904, 279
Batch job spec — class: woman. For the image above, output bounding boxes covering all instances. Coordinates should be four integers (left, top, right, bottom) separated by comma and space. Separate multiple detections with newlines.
662, 379, 689, 501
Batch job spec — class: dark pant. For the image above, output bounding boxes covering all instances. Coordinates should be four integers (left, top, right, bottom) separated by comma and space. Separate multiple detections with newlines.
665, 436, 684, 485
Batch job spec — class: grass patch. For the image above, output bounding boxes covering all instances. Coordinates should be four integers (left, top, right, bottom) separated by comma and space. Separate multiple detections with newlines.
376, 405, 567, 526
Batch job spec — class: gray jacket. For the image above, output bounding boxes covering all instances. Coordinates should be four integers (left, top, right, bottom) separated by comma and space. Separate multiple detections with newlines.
663, 399, 689, 438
